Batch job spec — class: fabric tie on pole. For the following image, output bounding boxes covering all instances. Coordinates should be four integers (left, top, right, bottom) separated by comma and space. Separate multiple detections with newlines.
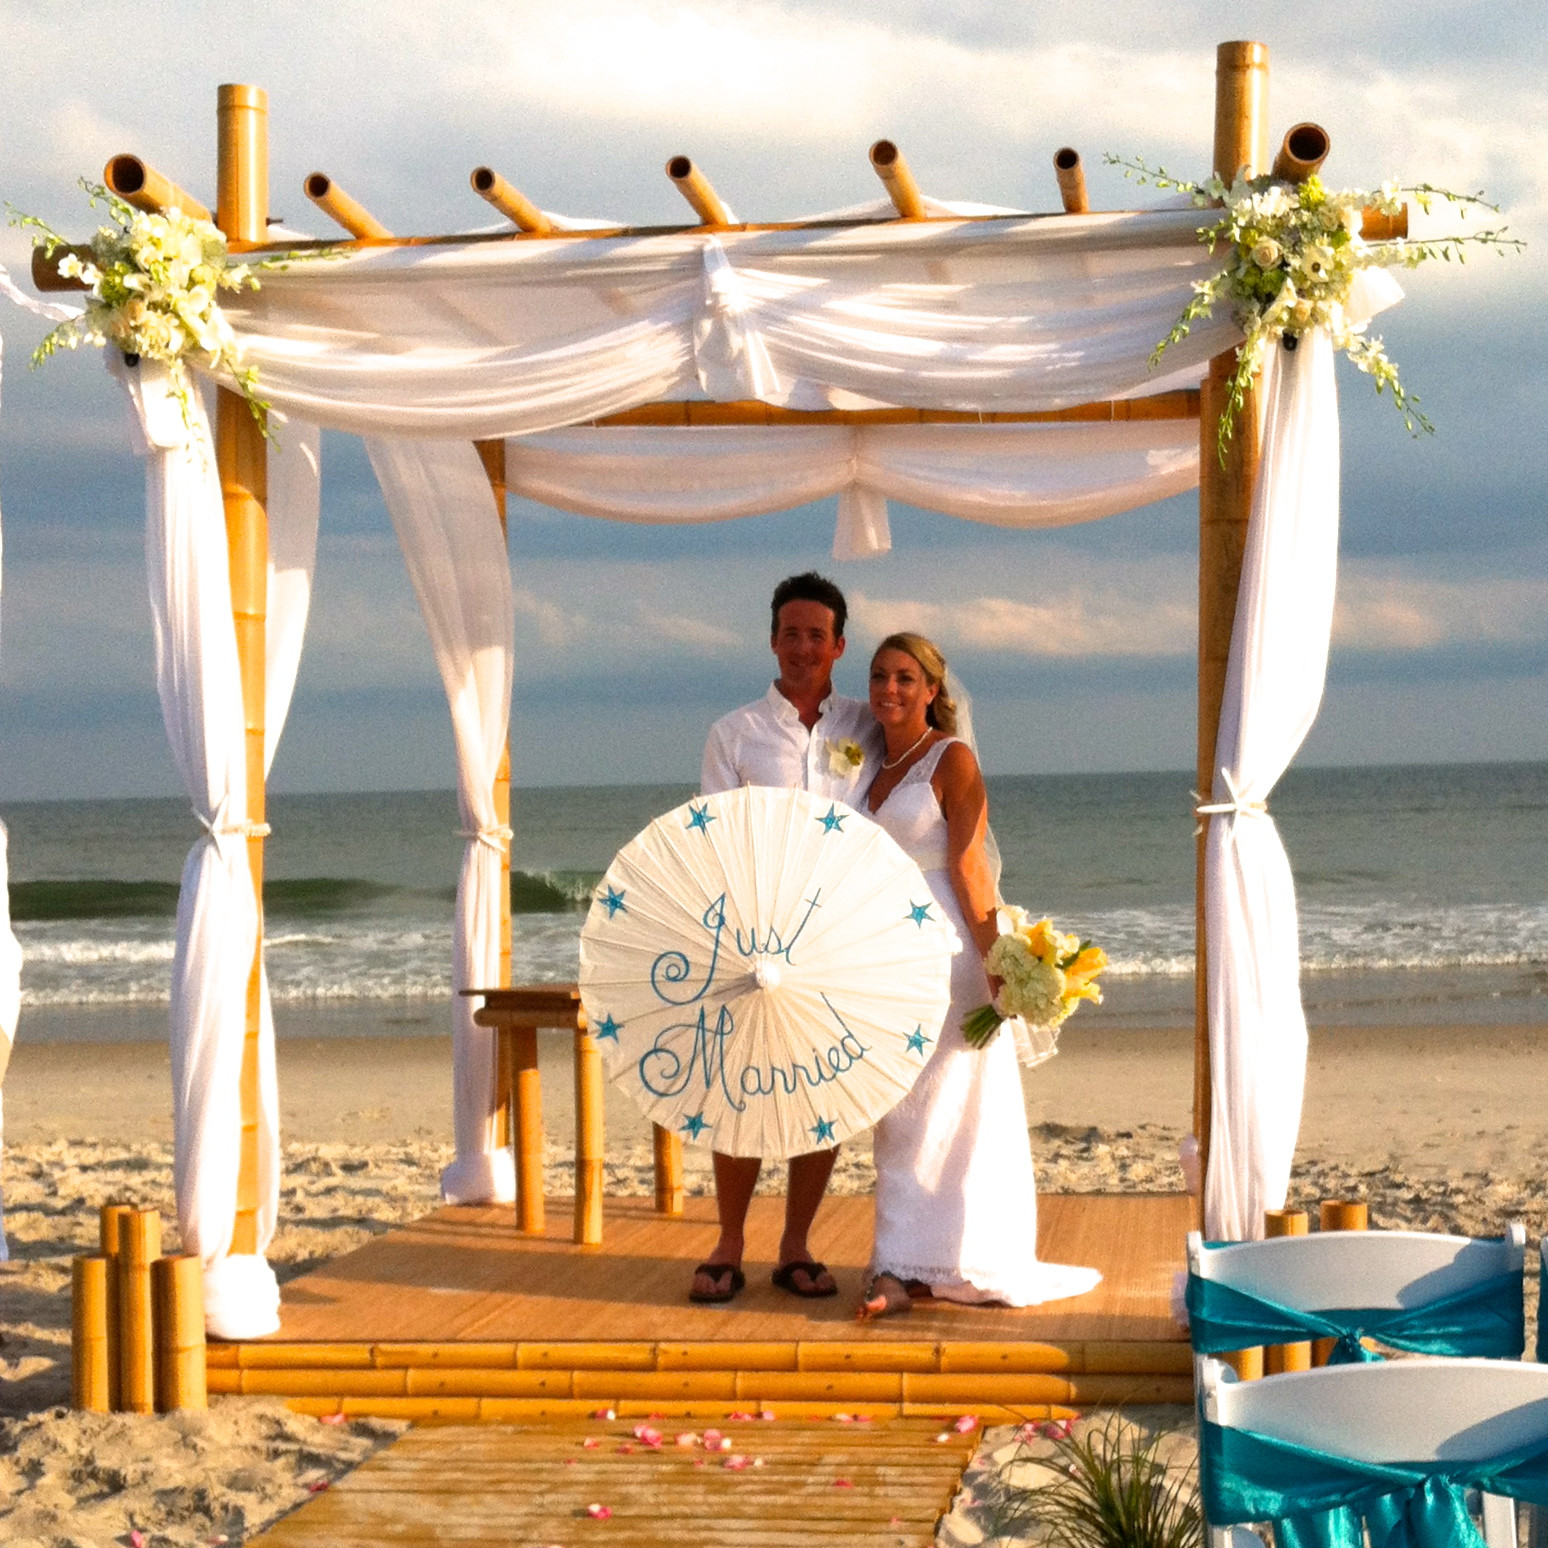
694, 237, 784, 403
459, 824, 514, 854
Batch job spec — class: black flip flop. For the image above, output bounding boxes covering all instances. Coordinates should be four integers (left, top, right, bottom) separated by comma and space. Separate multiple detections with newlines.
771, 1259, 839, 1298
689, 1261, 746, 1304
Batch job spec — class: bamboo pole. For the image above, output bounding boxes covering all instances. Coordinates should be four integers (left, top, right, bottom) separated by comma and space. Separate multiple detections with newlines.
653, 1124, 685, 1216
303, 172, 392, 239
1263, 1209, 1311, 1374
869, 140, 926, 219
1194, 40, 1270, 1232
71, 1256, 112, 1412
153, 1255, 209, 1410
666, 157, 732, 226
1053, 148, 1089, 214
103, 154, 212, 221
573, 1019, 605, 1246
1271, 123, 1330, 184
99, 1202, 131, 1407
1312, 1199, 1369, 1364
1361, 208, 1409, 242
116, 1208, 160, 1413
514, 1025, 545, 1234
470, 167, 553, 234
217, 83, 270, 1263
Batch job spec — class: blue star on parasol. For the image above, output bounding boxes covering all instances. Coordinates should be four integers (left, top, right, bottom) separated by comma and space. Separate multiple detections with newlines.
908, 901, 933, 927
680, 1112, 709, 1140
599, 885, 627, 918
905, 1026, 931, 1056
686, 803, 715, 833
593, 1013, 621, 1042
817, 804, 846, 834
809, 1117, 837, 1144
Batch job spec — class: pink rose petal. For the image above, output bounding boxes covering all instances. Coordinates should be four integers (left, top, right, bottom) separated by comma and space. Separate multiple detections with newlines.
590, 1407, 616, 1420
632, 1424, 662, 1447
616, 1442, 635, 1454
307, 1480, 330, 1494
833, 1477, 854, 1488
676, 1432, 699, 1448
724, 1454, 752, 1470
586, 1503, 613, 1520
953, 1414, 979, 1433
701, 1428, 722, 1448
727, 1410, 754, 1422
934, 1432, 951, 1444
128, 1534, 146, 1548
319, 1413, 346, 1426
582, 1437, 600, 1449
832, 1412, 854, 1423
760, 1409, 776, 1421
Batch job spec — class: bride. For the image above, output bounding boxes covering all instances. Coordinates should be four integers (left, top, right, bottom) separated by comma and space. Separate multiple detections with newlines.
858, 632, 1102, 1318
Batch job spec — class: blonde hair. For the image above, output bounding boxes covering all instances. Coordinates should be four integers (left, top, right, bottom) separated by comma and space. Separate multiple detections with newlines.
873, 632, 958, 735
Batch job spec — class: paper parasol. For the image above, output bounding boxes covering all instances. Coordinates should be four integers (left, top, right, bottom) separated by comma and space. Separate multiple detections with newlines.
578, 785, 958, 1159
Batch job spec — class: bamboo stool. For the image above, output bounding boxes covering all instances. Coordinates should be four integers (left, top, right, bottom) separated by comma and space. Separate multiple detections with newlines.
467, 985, 686, 1246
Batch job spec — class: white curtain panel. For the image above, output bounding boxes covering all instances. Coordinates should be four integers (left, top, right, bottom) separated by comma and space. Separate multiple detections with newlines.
503, 420, 1200, 559
365, 438, 515, 1204
1202, 330, 1341, 1242
224, 211, 1237, 437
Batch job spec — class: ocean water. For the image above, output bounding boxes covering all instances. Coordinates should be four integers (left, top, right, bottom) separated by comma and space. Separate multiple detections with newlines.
3, 762, 1546, 1034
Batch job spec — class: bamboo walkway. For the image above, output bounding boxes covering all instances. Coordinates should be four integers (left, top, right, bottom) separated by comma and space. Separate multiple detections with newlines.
251, 1415, 981, 1547
214, 1193, 1193, 1419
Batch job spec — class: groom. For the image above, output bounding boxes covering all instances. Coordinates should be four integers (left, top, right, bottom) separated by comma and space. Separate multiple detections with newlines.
691, 571, 881, 1303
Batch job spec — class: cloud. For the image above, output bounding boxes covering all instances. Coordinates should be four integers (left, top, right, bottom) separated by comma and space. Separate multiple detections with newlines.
636, 608, 740, 650
1334, 569, 1548, 652
514, 587, 580, 649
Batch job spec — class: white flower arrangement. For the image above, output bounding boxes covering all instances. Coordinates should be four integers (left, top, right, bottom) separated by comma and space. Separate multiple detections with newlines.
9, 180, 319, 436
1107, 156, 1523, 463
960, 906, 1106, 1050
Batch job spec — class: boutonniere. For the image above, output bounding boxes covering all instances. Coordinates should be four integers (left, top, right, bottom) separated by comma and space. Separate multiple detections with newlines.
827, 738, 864, 777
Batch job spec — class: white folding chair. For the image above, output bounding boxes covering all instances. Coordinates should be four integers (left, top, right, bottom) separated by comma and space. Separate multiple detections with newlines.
1187, 1224, 1526, 1364
1201, 1357, 1548, 1548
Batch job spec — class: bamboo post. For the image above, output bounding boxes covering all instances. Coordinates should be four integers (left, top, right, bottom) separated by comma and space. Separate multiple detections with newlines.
869, 140, 926, 219
474, 438, 515, 1161
1313, 1200, 1369, 1364
1271, 123, 1330, 184
573, 1016, 605, 1246
1263, 1208, 1311, 1373
513, 1025, 544, 1233
71, 1257, 112, 1412
303, 173, 392, 239
116, 1208, 161, 1413
153, 1256, 208, 1410
653, 1124, 685, 1216
470, 167, 553, 234
103, 154, 212, 221
99, 1202, 131, 1407
1053, 148, 1089, 213
1193, 40, 1270, 1231
217, 83, 270, 1263
666, 157, 732, 226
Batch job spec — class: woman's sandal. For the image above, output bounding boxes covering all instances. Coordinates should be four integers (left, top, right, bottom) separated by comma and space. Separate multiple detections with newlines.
689, 1261, 746, 1304
856, 1272, 914, 1320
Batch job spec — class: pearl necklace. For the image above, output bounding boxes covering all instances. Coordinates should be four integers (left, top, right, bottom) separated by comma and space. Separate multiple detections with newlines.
881, 728, 932, 771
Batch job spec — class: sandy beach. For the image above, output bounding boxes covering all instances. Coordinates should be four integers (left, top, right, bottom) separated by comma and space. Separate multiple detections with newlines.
4, 1013, 1546, 1543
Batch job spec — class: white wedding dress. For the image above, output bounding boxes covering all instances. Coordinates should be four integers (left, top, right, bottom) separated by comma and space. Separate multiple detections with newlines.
867, 740, 1102, 1306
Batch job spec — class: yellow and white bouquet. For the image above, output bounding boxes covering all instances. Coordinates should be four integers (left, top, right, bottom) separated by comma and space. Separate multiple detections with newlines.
961, 907, 1106, 1051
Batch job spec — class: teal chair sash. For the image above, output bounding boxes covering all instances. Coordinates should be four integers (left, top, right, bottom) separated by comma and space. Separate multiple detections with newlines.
1535, 1254, 1546, 1364
1202, 1417, 1548, 1548
1186, 1262, 1524, 1364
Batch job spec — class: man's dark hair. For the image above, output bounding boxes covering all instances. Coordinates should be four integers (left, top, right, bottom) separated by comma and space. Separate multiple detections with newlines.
770, 571, 847, 640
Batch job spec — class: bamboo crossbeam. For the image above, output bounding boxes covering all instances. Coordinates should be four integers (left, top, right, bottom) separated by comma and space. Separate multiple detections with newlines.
1053, 148, 1089, 214
304, 172, 392, 238
665, 157, 732, 226
589, 391, 1201, 427
1272, 123, 1330, 184
470, 167, 553, 234
103, 154, 211, 222
869, 140, 926, 219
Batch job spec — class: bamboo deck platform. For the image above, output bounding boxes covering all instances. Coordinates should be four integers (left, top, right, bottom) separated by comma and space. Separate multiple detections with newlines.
213, 1193, 1193, 1420
250, 1414, 981, 1547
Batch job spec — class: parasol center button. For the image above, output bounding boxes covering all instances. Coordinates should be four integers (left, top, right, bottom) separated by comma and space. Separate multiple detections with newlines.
752, 959, 783, 992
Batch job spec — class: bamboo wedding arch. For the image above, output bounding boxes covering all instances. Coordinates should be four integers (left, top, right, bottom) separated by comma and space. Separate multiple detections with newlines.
32, 39, 1404, 1328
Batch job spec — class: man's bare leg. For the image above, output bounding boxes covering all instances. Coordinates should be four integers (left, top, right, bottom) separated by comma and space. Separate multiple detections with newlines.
776, 1147, 838, 1294
689, 1152, 761, 1299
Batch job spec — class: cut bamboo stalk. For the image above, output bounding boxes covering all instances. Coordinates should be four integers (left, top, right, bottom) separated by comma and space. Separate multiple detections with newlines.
406, 1368, 574, 1398
666, 156, 732, 226
103, 154, 212, 221
516, 1342, 654, 1370
1312, 1199, 1369, 1364
797, 1342, 938, 1373
742, 1371, 904, 1402
655, 1342, 798, 1372
303, 172, 392, 239
100, 1202, 133, 1256
869, 140, 926, 219
153, 1254, 208, 1410
217, 85, 270, 1264
903, 1372, 1074, 1404
1263, 1208, 1311, 1374
1361, 207, 1409, 241
652, 1123, 684, 1216
116, 1208, 160, 1413
1271, 122, 1330, 184
100, 1205, 129, 1409
470, 167, 554, 234
936, 1340, 1072, 1373
71, 1257, 112, 1412
1194, 40, 1270, 1230
30, 245, 93, 292
513, 1025, 544, 1234
573, 1021, 605, 1246
237, 1341, 377, 1369
1053, 148, 1089, 214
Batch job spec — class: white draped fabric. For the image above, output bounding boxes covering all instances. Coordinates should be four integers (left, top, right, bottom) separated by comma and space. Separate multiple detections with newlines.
364, 439, 515, 1204
224, 211, 1236, 438
1201, 331, 1340, 1242
118, 358, 318, 1335
504, 421, 1201, 559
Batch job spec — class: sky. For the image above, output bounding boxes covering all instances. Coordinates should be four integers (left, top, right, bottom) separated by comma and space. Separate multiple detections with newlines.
0, 0, 1544, 798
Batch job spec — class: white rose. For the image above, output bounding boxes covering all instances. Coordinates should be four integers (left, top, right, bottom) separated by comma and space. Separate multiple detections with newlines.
1250, 237, 1282, 268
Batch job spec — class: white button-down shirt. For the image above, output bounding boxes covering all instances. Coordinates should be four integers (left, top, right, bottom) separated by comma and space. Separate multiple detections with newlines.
701, 684, 881, 806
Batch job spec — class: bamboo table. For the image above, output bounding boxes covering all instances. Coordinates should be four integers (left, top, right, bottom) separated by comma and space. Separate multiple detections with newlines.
466, 986, 685, 1246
